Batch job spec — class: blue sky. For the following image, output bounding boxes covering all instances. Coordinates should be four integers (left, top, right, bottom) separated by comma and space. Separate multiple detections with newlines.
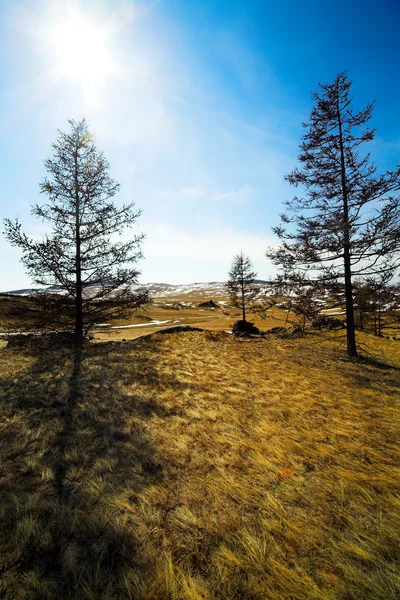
0, 0, 399, 288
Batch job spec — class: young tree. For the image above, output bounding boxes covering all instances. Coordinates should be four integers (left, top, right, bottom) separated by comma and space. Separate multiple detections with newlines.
4, 119, 148, 343
353, 280, 372, 332
281, 280, 322, 331
267, 73, 400, 357
364, 274, 396, 337
261, 273, 323, 330
385, 282, 400, 335
226, 252, 258, 322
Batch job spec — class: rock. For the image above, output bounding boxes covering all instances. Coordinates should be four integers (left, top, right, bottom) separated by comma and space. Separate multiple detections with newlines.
5, 334, 37, 347
232, 320, 261, 336
311, 316, 345, 330
289, 326, 303, 335
263, 326, 288, 334
278, 326, 303, 338
197, 300, 218, 308
261, 326, 305, 337
6, 331, 84, 347
158, 325, 204, 335
204, 331, 229, 341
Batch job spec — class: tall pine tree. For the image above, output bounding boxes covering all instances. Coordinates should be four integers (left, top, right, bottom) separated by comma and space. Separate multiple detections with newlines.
4, 119, 148, 343
267, 73, 400, 357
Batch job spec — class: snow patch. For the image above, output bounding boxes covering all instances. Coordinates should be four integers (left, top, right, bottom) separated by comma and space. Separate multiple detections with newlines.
110, 320, 172, 329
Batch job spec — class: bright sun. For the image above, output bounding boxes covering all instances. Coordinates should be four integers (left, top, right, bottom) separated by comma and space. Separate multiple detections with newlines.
51, 13, 113, 87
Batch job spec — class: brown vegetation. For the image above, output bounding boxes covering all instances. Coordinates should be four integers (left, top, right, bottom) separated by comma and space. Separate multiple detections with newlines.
1, 329, 399, 599
0, 292, 292, 342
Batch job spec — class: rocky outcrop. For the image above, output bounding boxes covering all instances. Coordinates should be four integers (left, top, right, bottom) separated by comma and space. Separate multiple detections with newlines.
197, 300, 218, 308
232, 320, 261, 337
311, 316, 345, 330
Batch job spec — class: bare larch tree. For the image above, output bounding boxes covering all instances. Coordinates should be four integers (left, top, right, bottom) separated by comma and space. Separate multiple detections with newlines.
227, 252, 258, 322
267, 72, 400, 357
4, 119, 148, 343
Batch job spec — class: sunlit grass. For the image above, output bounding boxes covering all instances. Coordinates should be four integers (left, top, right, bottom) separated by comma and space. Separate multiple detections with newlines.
0, 330, 399, 598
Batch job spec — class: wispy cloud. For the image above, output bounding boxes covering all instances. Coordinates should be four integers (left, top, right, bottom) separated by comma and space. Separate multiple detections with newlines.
211, 185, 254, 202
143, 222, 276, 262
159, 185, 254, 205
139, 222, 278, 282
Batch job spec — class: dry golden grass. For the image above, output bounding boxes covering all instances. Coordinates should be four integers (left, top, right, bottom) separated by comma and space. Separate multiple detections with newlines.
0, 292, 291, 342
92, 302, 291, 342
0, 330, 399, 599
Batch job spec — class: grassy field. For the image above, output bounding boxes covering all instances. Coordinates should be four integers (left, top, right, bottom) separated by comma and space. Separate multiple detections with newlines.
1, 328, 399, 599
0, 292, 292, 342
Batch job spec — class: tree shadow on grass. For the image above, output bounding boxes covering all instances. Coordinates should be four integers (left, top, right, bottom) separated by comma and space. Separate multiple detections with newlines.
339, 352, 400, 400
357, 354, 400, 372
0, 337, 186, 599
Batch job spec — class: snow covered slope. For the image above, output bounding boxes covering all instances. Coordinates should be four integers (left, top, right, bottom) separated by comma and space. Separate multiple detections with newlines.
1, 281, 267, 298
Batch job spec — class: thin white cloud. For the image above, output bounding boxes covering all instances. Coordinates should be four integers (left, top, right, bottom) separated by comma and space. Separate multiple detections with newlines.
211, 185, 254, 202
160, 187, 206, 200
143, 222, 277, 262
158, 185, 254, 205
137, 222, 278, 283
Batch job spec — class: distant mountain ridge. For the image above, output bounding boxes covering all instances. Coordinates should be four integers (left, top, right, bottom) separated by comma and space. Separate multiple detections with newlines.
1, 280, 270, 298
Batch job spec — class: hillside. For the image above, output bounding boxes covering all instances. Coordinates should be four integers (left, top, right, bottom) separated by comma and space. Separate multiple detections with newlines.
0, 282, 333, 341
1, 281, 233, 298
1, 329, 399, 599
1, 281, 270, 298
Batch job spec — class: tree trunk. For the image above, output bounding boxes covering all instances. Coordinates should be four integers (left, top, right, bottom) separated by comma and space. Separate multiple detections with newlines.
337, 89, 357, 358
343, 246, 357, 356
74, 151, 83, 345
241, 280, 246, 322
378, 305, 382, 337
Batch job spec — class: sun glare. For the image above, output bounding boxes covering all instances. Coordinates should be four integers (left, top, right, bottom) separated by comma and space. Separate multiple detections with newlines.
51, 13, 113, 90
